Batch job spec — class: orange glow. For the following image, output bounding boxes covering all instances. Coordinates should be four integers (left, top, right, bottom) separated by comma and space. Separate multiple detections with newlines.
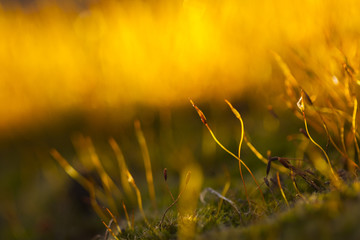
1, 0, 360, 128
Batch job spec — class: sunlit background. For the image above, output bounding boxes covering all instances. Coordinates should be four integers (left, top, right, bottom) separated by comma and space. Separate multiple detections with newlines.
1, 0, 359, 130
1, 0, 360, 239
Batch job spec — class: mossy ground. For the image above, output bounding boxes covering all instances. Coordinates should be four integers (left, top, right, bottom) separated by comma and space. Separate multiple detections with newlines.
110, 182, 360, 240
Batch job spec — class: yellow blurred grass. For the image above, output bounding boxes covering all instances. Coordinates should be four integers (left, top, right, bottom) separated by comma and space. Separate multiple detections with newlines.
1, 0, 360, 129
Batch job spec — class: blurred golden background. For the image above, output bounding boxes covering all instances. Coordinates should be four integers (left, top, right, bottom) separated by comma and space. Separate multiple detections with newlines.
1, 0, 360, 239
1, 0, 359, 131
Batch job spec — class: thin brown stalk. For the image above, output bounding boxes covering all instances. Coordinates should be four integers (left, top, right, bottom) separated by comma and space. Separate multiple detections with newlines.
160, 171, 191, 229
298, 91, 339, 186
276, 172, 289, 208
164, 168, 175, 201
122, 201, 132, 230
134, 120, 157, 210
108, 138, 134, 199
88, 183, 107, 220
102, 220, 120, 240
352, 97, 360, 163
86, 138, 120, 216
131, 210, 135, 229
341, 126, 347, 154
309, 94, 359, 170
126, 170, 150, 226
225, 99, 250, 206
290, 169, 303, 198
190, 99, 265, 204
105, 208, 122, 234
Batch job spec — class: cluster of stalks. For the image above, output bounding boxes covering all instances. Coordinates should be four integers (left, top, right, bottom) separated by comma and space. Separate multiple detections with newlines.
189, 51, 359, 214
50, 122, 159, 238
50, 53, 359, 238
51, 119, 195, 239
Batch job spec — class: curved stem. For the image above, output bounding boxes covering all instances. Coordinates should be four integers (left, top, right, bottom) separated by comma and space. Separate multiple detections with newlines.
300, 91, 339, 186
206, 125, 265, 204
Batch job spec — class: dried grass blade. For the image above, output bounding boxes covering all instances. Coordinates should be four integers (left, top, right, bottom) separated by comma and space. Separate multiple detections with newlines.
276, 172, 289, 208
134, 120, 157, 210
